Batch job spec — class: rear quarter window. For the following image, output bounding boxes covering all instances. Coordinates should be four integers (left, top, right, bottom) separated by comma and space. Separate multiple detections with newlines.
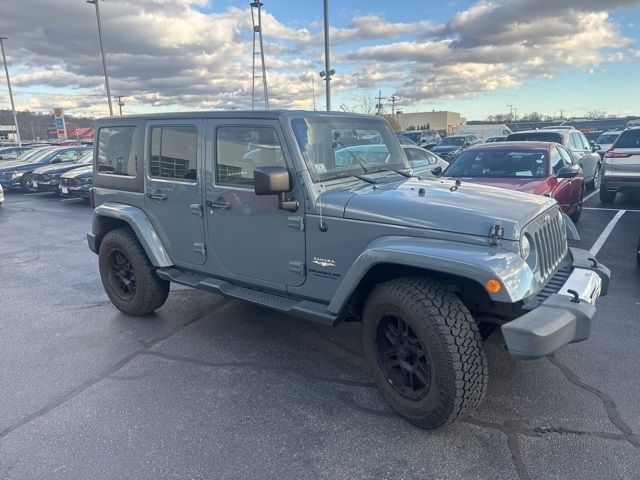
615, 130, 640, 149
97, 126, 139, 177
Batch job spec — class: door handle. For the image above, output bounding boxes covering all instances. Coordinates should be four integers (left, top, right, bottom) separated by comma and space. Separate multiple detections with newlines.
206, 198, 231, 210
146, 192, 167, 201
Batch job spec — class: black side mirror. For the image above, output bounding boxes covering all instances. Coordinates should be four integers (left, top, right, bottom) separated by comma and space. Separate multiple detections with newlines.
556, 165, 580, 178
593, 144, 601, 152
431, 166, 443, 176
254, 166, 298, 212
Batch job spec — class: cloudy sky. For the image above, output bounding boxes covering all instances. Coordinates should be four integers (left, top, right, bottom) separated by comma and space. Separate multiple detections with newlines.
0, 0, 639, 119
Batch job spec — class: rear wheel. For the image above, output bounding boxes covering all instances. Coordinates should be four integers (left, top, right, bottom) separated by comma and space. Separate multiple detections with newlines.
361, 277, 488, 429
588, 163, 601, 191
98, 228, 169, 316
599, 185, 616, 204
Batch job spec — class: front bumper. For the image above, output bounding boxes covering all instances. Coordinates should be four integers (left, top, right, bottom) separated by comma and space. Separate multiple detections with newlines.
501, 247, 610, 360
59, 184, 91, 198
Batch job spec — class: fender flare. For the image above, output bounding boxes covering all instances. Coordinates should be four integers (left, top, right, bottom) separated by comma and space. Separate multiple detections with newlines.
91, 203, 173, 267
327, 236, 533, 315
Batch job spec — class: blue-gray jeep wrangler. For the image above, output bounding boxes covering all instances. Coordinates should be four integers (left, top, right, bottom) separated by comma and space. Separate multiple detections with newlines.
88, 111, 610, 429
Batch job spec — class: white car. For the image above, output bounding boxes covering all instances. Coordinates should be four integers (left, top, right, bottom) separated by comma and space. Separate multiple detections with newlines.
0, 183, 4, 207
593, 131, 621, 158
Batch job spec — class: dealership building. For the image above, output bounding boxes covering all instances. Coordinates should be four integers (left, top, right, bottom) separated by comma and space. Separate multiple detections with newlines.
392, 111, 467, 134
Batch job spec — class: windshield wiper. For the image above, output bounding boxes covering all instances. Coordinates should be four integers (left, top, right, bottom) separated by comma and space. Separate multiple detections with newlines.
368, 167, 414, 178
328, 172, 377, 184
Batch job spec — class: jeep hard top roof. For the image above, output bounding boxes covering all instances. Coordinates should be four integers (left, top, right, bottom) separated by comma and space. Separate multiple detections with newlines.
95, 110, 379, 123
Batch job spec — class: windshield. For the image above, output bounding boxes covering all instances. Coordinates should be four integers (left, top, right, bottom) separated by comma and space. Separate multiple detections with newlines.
438, 137, 465, 146
15, 147, 53, 162
596, 134, 619, 144
400, 132, 421, 142
23, 148, 61, 163
507, 132, 562, 143
78, 151, 94, 164
444, 149, 548, 178
291, 116, 409, 182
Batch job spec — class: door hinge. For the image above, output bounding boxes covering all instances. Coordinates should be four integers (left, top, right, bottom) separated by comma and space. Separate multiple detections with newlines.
287, 216, 305, 231
190, 203, 203, 217
193, 243, 206, 256
288, 261, 305, 275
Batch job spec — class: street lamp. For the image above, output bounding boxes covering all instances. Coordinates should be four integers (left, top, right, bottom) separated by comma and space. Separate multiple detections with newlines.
87, 0, 113, 116
0, 37, 21, 146
321, 0, 333, 111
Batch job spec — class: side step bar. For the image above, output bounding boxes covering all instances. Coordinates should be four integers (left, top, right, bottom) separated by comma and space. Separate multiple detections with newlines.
156, 267, 338, 327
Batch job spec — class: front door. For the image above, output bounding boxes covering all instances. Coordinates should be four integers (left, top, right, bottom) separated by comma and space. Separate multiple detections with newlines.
549, 146, 573, 212
144, 120, 206, 266
205, 120, 306, 287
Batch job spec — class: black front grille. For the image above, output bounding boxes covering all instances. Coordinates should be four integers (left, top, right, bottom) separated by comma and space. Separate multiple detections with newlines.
60, 177, 79, 187
524, 207, 567, 282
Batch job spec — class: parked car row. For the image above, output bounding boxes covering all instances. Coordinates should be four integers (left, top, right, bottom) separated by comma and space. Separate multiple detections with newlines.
0, 145, 93, 195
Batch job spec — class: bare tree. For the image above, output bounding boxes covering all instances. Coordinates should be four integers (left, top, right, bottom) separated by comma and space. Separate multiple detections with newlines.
587, 110, 609, 120
520, 112, 543, 122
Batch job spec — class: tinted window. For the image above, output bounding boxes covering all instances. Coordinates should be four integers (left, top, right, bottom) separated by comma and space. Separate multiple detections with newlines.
507, 132, 563, 143
444, 149, 548, 178
52, 149, 82, 163
149, 126, 198, 181
551, 147, 563, 174
578, 132, 591, 150
97, 126, 139, 176
615, 130, 640, 149
216, 126, 286, 187
596, 133, 619, 144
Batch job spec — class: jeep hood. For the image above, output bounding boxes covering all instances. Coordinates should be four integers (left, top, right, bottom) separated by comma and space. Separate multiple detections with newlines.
319, 177, 556, 241
444, 177, 548, 195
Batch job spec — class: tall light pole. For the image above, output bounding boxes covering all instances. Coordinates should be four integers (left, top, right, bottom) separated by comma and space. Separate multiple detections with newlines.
87, 0, 113, 116
320, 0, 334, 111
0, 37, 21, 146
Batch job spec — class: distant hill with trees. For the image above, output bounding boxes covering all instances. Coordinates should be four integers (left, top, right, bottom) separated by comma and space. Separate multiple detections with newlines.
0, 110, 95, 141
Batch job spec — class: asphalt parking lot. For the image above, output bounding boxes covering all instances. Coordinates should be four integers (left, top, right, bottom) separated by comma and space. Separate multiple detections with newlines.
0, 190, 639, 480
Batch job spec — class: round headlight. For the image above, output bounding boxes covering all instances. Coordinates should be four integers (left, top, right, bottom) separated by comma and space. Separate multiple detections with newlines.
521, 235, 531, 259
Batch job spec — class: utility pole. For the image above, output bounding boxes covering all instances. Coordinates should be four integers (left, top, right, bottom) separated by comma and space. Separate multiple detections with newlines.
389, 95, 399, 115
87, 0, 113, 116
114, 95, 124, 115
0, 37, 21, 146
320, 0, 334, 111
375, 90, 385, 115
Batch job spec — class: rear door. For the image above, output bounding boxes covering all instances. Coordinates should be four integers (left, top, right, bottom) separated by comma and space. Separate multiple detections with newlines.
549, 146, 573, 212
144, 120, 206, 266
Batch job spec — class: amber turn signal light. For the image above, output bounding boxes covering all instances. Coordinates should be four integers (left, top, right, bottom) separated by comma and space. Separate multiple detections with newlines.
486, 279, 501, 294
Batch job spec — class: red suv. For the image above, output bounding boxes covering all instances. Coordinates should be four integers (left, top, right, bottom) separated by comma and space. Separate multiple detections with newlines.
440, 142, 584, 222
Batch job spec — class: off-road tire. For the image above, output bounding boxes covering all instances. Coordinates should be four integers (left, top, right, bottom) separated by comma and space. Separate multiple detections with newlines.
98, 227, 169, 316
599, 185, 616, 204
361, 277, 488, 429
569, 186, 583, 223
20, 173, 36, 192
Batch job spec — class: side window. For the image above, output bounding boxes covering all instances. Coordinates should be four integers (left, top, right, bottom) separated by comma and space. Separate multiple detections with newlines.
406, 148, 430, 167
216, 126, 286, 187
149, 125, 198, 181
425, 151, 438, 164
97, 126, 139, 176
579, 133, 591, 150
551, 147, 564, 174
557, 146, 574, 165
54, 150, 80, 163
570, 132, 583, 150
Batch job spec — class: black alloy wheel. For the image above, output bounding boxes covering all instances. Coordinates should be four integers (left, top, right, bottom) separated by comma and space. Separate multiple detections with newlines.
21, 172, 36, 192
377, 315, 432, 400
107, 249, 137, 300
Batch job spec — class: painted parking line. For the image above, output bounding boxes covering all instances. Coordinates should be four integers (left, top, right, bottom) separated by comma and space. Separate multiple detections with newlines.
590, 210, 626, 256
585, 207, 640, 213
60, 198, 83, 202
23, 192, 52, 196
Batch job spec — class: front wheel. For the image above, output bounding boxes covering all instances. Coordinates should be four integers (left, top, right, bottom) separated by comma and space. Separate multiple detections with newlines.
361, 277, 488, 429
98, 228, 170, 316
570, 186, 584, 223
20, 173, 36, 192
589, 163, 601, 191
